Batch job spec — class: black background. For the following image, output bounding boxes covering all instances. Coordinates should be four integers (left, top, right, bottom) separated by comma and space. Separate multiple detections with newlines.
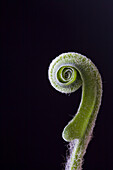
1, 0, 113, 170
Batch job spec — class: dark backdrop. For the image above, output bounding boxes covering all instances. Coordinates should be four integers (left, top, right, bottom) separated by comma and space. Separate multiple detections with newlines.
1, 0, 113, 170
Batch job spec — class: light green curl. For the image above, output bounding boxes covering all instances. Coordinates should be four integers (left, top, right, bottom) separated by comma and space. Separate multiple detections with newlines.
48, 52, 102, 170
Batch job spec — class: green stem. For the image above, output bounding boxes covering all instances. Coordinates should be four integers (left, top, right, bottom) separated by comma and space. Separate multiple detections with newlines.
48, 52, 102, 170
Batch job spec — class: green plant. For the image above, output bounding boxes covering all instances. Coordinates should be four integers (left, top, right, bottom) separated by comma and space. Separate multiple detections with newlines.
48, 52, 102, 170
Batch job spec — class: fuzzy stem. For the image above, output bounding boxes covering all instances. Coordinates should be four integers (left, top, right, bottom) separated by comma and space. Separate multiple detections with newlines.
48, 52, 102, 170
